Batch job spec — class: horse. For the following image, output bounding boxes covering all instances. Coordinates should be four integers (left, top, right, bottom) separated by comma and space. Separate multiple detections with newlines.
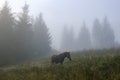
51, 52, 71, 64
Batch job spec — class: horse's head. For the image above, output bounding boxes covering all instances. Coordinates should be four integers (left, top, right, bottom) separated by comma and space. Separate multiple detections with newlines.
64, 52, 72, 61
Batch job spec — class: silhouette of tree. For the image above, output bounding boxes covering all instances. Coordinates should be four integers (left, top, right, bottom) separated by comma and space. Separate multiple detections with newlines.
77, 22, 91, 50
102, 16, 115, 48
34, 13, 51, 57
0, 1, 15, 65
15, 3, 34, 61
92, 19, 103, 49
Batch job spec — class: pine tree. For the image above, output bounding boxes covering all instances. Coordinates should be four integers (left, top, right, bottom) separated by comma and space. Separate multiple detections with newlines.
0, 1, 15, 65
34, 13, 51, 57
77, 22, 91, 50
102, 16, 115, 48
92, 19, 103, 49
15, 3, 34, 61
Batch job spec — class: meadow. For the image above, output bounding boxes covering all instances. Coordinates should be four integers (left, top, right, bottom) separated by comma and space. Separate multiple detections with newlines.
0, 48, 120, 80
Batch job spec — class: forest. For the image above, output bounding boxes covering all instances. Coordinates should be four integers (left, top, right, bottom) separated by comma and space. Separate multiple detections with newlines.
0, 1, 120, 80
0, 2, 119, 66
0, 2, 51, 66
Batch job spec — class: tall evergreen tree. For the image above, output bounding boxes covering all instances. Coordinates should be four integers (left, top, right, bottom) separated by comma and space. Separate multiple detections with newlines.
34, 13, 51, 57
15, 3, 33, 61
92, 19, 103, 49
102, 16, 115, 48
0, 1, 15, 65
77, 22, 91, 50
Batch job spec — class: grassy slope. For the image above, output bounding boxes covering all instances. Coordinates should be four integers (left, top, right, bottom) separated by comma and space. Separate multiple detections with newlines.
0, 48, 120, 80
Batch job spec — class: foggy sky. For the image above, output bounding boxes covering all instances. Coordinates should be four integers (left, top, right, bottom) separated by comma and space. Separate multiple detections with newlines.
0, 0, 120, 50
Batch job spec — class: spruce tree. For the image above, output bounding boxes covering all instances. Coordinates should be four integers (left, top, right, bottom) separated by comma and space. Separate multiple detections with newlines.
77, 22, 91, 50
92, 19, 103, 49
102, 16, 115, 48
34, 13, 51, 57
0, 1, 15, 65
15, 3, 33, 61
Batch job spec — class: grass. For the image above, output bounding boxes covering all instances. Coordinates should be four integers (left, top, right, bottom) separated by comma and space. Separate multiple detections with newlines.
0, 48, 120, 80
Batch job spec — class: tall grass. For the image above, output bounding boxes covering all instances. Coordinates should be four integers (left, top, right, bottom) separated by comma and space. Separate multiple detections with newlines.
0, 48, 120, 80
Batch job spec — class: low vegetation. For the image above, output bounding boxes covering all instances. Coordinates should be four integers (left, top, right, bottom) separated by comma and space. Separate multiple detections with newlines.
0, 48, 120, 80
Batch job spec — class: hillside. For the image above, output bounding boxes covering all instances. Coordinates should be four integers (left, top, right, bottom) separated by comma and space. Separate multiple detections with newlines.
0, 48, 120, 80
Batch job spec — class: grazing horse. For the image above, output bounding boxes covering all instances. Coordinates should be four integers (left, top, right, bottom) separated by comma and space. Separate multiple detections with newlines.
51, 52, 71, 64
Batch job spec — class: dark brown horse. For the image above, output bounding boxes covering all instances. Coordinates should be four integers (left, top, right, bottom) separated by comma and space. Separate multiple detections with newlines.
51, 52, 71, 64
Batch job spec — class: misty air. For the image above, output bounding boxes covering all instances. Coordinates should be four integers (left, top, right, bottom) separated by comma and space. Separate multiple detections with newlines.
0, 0, 120, 80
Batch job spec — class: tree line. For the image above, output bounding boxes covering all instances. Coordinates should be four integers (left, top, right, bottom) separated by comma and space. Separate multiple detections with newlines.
61, 17, 117, 51
0, 2, 51, 66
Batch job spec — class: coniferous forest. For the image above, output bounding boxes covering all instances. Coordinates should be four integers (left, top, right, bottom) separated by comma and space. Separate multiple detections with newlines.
0, 1, 120, 80
0, 1, 119, 66
0, 2, 51, 66
0, 1, 119, 65
61, 18, 116, 51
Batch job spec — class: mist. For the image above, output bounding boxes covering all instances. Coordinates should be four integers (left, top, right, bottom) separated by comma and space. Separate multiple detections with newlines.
0, 0, 120, 66
0, 1, 120, 80
1, 0, 120, 51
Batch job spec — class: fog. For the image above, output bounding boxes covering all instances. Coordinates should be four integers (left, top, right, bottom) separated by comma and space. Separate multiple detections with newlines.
0, 0, 120, 51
